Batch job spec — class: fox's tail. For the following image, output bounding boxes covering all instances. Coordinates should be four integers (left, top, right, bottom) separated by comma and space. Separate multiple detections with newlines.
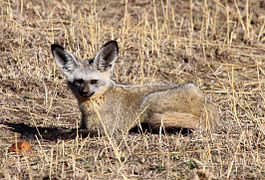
149, 102, 219, 131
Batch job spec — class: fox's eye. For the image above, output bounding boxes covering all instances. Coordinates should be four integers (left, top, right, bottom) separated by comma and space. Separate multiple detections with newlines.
74, 79, 84, 85
90, 79, 98, 84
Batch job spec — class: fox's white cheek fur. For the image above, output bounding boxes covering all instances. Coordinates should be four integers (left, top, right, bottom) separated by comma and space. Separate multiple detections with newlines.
92, 82, 104, 92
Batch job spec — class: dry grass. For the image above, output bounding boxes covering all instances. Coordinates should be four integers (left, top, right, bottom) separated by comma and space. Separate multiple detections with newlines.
0, 0, 265, 179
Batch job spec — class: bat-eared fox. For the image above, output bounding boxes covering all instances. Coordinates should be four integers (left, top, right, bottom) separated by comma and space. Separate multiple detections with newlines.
51, 40, 219, 136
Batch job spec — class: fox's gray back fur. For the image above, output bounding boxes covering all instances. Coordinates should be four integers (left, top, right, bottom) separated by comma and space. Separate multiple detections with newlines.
51, 41, 219, 136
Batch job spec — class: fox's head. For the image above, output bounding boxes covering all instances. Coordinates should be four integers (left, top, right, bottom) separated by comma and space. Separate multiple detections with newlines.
51, 41, 118, 100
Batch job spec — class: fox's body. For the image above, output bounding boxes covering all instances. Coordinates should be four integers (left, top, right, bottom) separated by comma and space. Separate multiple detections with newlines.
51, 41, 219, 136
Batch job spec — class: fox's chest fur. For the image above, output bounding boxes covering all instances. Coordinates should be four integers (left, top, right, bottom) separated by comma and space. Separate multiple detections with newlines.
78, 84, 147, 135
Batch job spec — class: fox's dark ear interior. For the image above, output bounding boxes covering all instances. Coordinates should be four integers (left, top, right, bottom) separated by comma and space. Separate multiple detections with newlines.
102, 40, 119, 54
51, 44, 78, 75
94, 40, 119, 71
51, 44, 65, 60
51, 44, 64, 52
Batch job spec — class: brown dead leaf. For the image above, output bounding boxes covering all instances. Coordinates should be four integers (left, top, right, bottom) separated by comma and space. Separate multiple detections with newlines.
8, 141, 33, 153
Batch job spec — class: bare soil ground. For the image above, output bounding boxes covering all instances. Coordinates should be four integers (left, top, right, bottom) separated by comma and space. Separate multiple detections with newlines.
0, 0, 264, 179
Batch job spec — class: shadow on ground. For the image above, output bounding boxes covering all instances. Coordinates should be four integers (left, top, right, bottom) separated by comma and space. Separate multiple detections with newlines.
2, 122, 89, 141
2, 122, 192, 141
130, 122, 192, 135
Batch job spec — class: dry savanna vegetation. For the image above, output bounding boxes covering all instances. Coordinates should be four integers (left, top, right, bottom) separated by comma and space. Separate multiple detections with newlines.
0, 0, 265, 179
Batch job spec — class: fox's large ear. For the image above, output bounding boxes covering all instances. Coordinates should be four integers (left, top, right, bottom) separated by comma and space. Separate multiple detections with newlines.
94, 41, 118, 72
51, 44, 79, 76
